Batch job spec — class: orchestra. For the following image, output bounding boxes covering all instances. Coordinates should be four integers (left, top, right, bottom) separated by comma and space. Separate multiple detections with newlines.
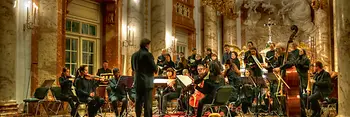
52, 27, 338, 117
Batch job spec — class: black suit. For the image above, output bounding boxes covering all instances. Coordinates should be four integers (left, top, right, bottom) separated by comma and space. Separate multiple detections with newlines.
75, 76, 105, 117
59, 76, 79, 116
309, 70, 332, 117
131, 47, 157, 117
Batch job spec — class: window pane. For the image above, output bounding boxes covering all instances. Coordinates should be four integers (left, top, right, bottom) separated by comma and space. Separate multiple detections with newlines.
88, 66, 93, 74
89, 54, 94, 64
66, 20, 71, 31
82, 23, 89, 35
72, 52, 77, 63
71, 64, 76, 75
83, 53, 88, 64
89, 25, 96, 36
83, 40, 88, 52
65, 51, 70, 63
72, 39, 77, 51
65, 39, 70, 50
72, 21, 80, 33
89, 42, 94, 53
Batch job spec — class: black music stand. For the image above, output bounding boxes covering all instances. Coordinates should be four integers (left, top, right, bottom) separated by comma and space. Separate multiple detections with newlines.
119, 76, 134, 116
252, 76, 268, 117
176, 75, 193, 117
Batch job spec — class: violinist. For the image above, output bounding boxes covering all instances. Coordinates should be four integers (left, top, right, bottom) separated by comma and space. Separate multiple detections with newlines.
96, 60, 112, 76
309, 61, 332, 117
195, 62, 225, 117
159, 68, 181, 116
59, 67, 79, 117
75, 65, 105, 117
108, 68, 127, 117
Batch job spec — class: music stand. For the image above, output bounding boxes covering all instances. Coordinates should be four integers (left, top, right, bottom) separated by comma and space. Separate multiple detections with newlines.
40, 80, 55, 88
118, 76, 134, 116
176, 75, 193, 116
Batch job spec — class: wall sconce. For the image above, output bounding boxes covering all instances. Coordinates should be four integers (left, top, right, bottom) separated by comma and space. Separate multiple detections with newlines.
123, 26, 136, 47
166, 37, 177, 53
24, 1, 38, 31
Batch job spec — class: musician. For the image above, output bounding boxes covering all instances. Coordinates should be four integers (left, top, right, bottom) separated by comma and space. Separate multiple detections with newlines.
189, 54, 203, 76
245, 47, 263, 77
157, 49, 167, 66
230, 51, 240, 70
243, 41, 254, 65
273, 44, 310, 116
195, 62, 225, 117
131, 38, 157, 117
162, 54, 175, 71
222, 44, 232, 64
75, 65, 105, 117
176, 52, 189, 75
265, 43, 276, 72
188, 48, 197, 64
241, 69, 255, 114
159, 68, 181, 116
211, 52, 223, 71
108, 68, 127, 117
224, 60, 241, 102
309, 61, 332, 117
59, 67, 79, 117
204, 48, 212, 64
290, 41, 300, 60
96, 60, 112, 76
157, 49, 168, 75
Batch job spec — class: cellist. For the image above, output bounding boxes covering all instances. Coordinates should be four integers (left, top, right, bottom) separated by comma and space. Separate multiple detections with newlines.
273, 43, 310, 117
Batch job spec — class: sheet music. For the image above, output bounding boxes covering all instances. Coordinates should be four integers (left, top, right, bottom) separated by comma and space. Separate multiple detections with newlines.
177, 75, 192, 86
154, 79, 169, 83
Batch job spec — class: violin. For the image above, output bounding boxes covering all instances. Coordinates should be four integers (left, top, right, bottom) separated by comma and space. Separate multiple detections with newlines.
84, 74, 105, 81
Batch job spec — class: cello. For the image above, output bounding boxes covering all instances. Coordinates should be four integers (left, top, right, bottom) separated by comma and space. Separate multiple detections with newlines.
283, 25, 301, 116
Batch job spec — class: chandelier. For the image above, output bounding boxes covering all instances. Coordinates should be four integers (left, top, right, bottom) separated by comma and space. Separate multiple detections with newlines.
202, 0, 237, 19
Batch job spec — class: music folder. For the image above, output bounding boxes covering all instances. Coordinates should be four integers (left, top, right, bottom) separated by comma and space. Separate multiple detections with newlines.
176, 75, 192, 87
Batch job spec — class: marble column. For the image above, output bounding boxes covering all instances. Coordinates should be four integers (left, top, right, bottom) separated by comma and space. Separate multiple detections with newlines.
223, 16, 236, 46
203, 6, 218, 53
36, 0, 59, 87
0, 0, 18, 115
126, 0, 144, 75
314, 2, 331, 71
335, 0, 350, 117
151, 0, 166, 57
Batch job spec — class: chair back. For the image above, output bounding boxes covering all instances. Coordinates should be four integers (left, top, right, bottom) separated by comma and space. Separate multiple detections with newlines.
50, 87, 62, 100
34, 87, 50, 99
212, 85, 234, 105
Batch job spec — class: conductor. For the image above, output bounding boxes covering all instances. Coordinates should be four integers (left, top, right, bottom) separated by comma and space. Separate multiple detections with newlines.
131, 38, 157, 117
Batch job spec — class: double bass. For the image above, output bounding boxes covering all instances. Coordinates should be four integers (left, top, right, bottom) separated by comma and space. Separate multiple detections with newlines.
283, 25, 301, 116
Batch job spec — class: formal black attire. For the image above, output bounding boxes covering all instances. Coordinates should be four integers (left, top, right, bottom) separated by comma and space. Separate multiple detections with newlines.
225, 69, 240, 102
163, 60, 175, 71
158, 79, 181, 114
157, 55, 166, 75
194, 74, 225, 117
96, 68, 112, 76
245, 54, 263, 77
309, 70, 332, 117
59, 76, 79, 116
222, 51, 232, 64
188, 59, 203, 76
75, 76, 105, 117
203, 53, 212, 65
231, 58, 241, 70
108, 76, 127, 116
131, 47, 157, 117
175, 58, 189, 75
243, 51, 251, 65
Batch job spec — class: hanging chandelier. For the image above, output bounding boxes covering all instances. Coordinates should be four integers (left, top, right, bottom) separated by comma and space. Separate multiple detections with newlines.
202, 0, 237, 19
